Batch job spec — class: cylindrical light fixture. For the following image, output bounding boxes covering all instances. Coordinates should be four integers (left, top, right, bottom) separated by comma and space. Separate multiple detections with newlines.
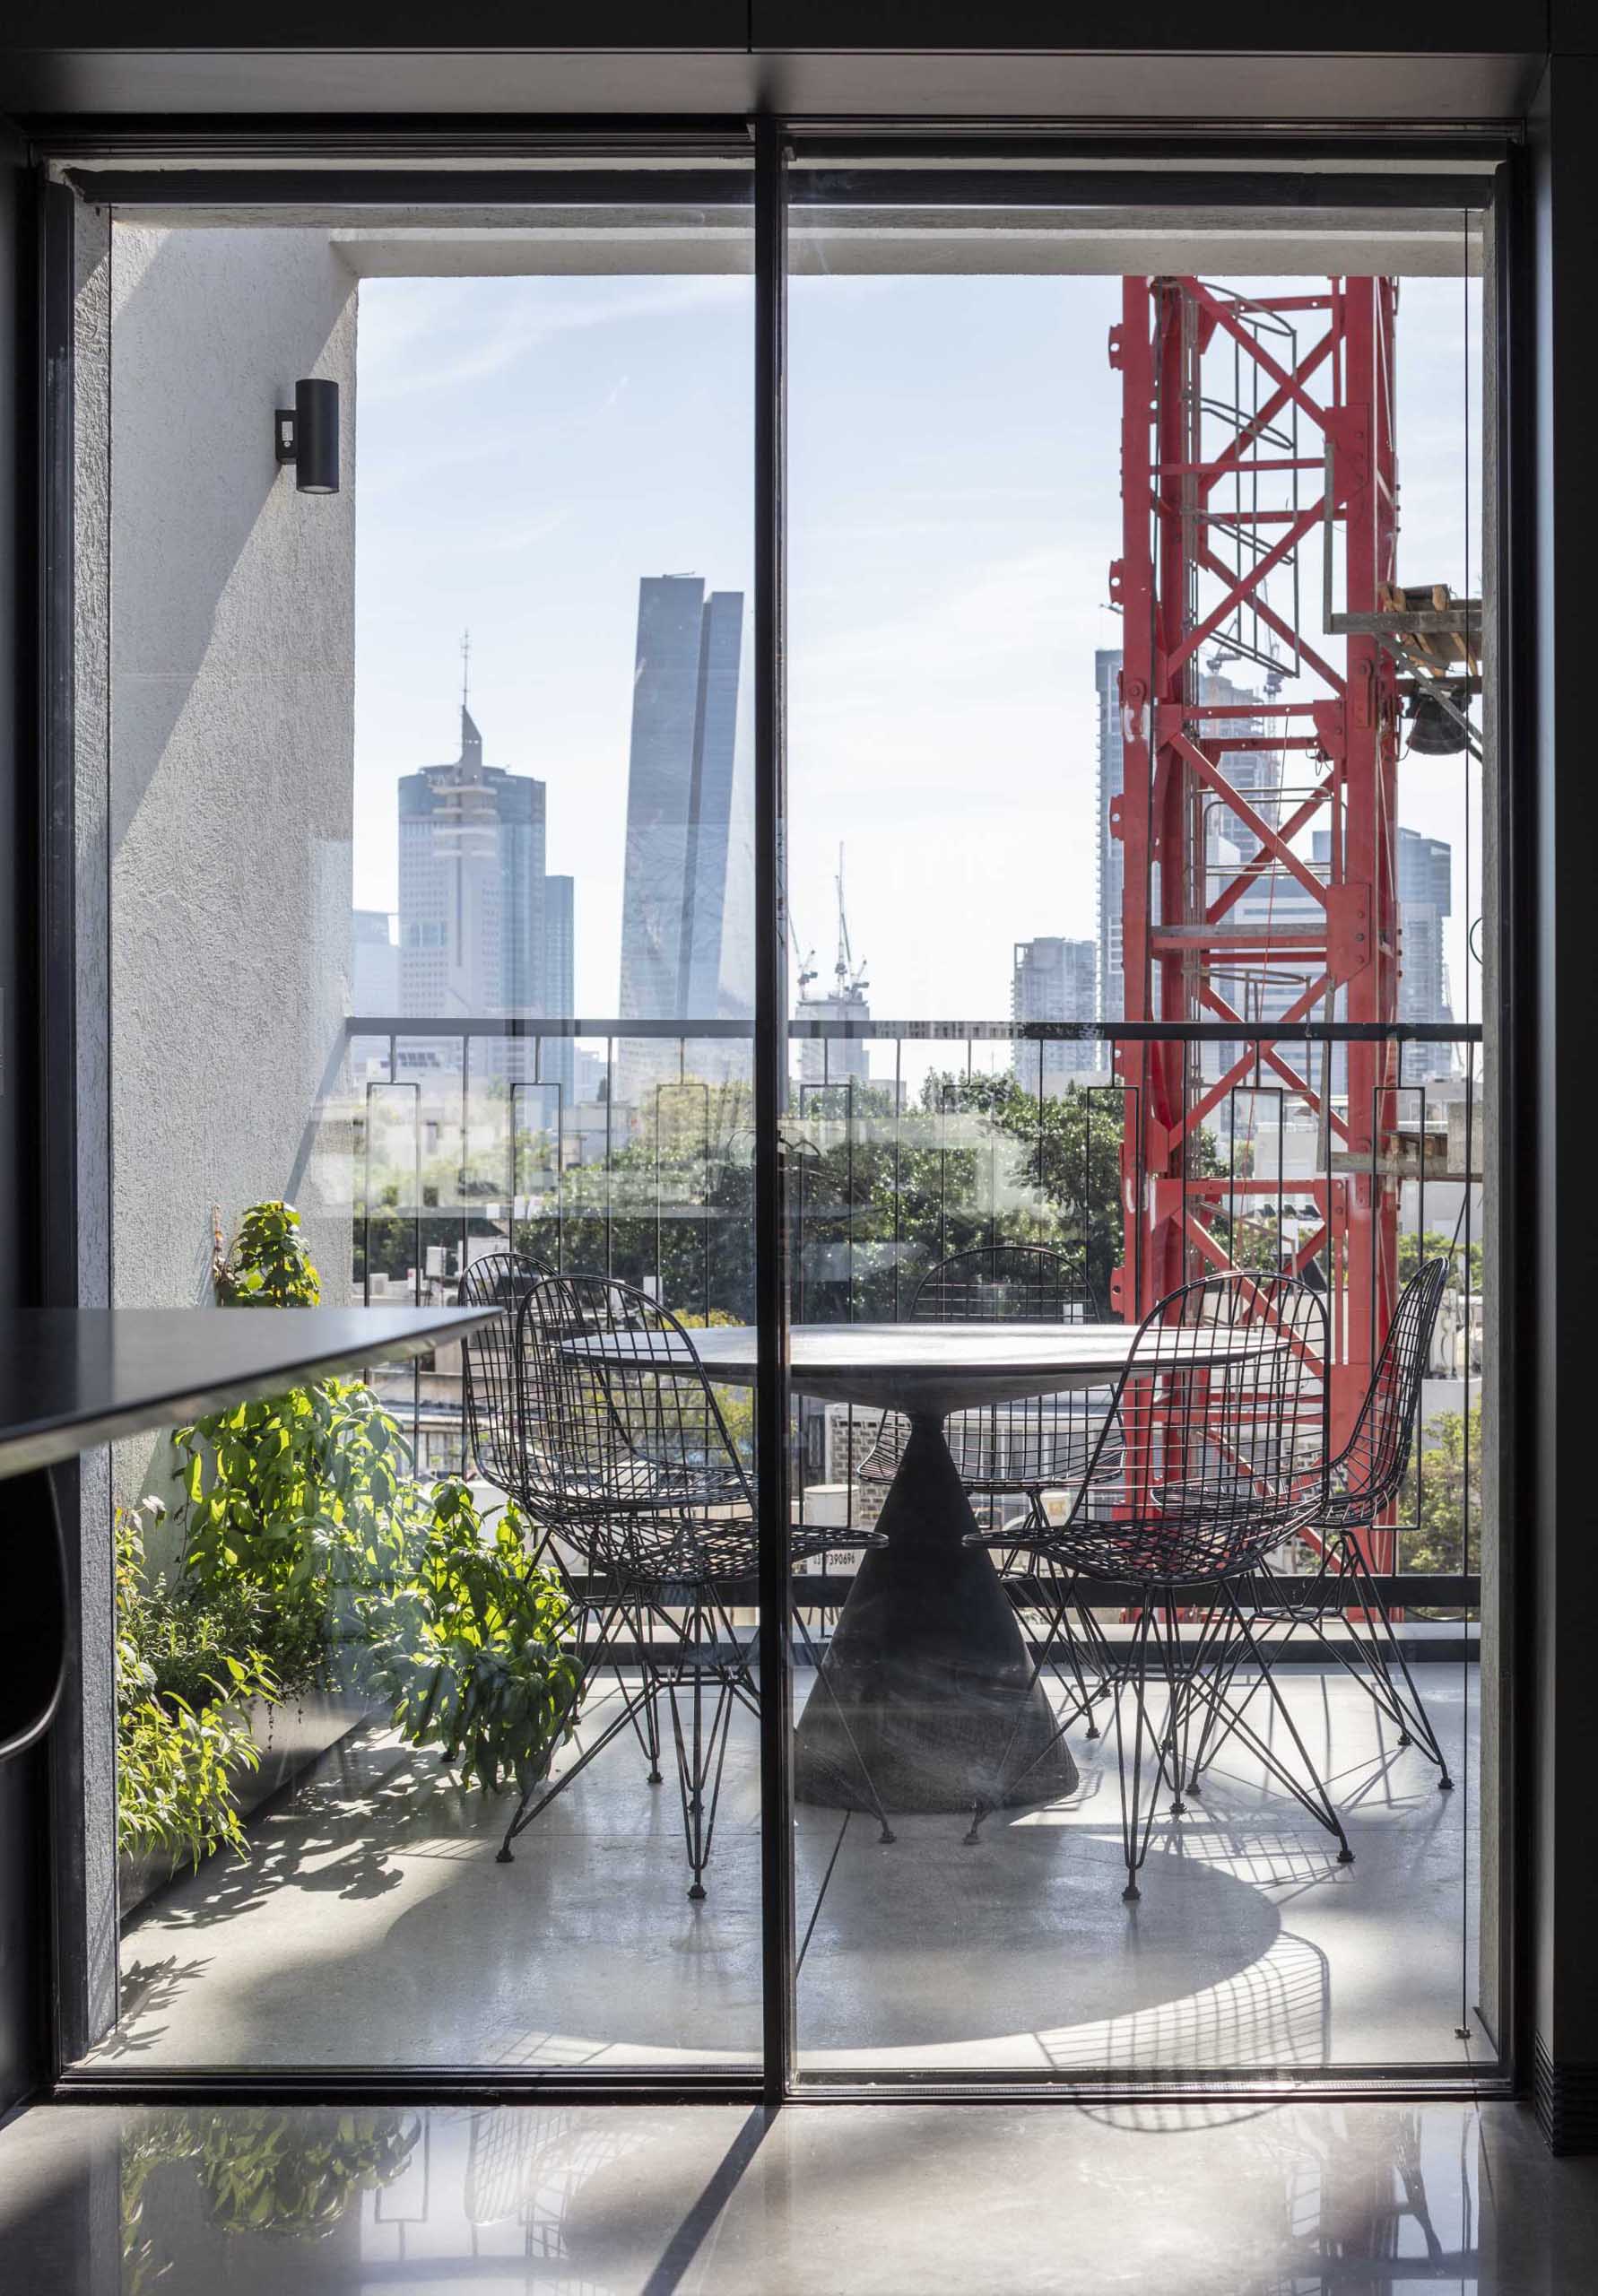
274, 377, 340, 494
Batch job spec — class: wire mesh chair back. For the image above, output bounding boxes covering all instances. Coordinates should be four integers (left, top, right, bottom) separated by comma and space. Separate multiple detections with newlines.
457, 1249, 549, 1500
1325, 1255, 1449, 1524
911, 1241, 1098, 1326
522, 1275, 752, 1583
1052, 1269, 1329, 1585
912, 1243, 1100, 1498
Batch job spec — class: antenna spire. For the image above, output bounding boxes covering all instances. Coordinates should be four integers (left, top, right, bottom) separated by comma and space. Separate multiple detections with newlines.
460, 629, 472, 710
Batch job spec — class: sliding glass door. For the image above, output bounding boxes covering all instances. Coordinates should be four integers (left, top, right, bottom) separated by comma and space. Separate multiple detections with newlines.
79, 164, 764, 2077
779, 158, 1496, 2083
59, 136, 1505, 2103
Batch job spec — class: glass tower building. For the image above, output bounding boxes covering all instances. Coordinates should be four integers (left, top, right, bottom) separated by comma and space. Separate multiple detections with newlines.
397, 704, 548, 1080
618, 576, 745, 1034
543, 873, 576, 1100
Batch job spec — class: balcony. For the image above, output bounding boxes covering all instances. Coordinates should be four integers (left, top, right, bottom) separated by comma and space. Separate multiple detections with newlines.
90, 1014, 1487, 2081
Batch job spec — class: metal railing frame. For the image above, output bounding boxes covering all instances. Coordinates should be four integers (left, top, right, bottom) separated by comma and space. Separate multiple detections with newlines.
344, 1012, 1484, 1611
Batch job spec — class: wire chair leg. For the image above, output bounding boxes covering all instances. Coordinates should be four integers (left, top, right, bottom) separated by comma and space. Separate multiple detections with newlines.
1070, 1592, 1122, 1703
1219, 1546, 1454, 1791
1004, 1558, 1101, 1740
664, 1598, 739, 1902
791, 1606, 896, 1845
1187, 1584, 1355, 1867
497, 1599, 642, 1862
1158, 1605, 1194, 1817
1333, 1538, 1454, 1788
962, 1587, 1069, 1845
1115, 1604, 1171, 1902
1181, 1590, 1255, 1792
617, 1597, 665, 1785
1026, 1538, 1107, 1737
707, 1586, 760, 1718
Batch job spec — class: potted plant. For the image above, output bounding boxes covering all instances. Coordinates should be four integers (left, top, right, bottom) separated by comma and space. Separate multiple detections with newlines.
365, 1479, 581, 1796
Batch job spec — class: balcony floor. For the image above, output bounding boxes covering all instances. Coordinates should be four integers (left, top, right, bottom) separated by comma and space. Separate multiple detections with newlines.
92, 1664, 1481, 2076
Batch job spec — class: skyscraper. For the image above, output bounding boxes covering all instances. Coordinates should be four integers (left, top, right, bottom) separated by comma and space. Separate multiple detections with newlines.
1396, 825, 1455, 1084
1097, 648, 1288, 1069
1094, 649, 1125, 1026
543, 873, 576, 1100
398, 701, 547, 1079
1193, 658, 1293, 1087
351, 909, 397, 1013
1012, 937, 1099, 1094
618, 576, 745, 1042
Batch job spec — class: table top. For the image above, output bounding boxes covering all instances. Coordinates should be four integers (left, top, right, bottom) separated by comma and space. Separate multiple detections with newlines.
568, 1319, 1165, 1417
0, 1306, 500, 1478
569, 1320, 1288, 1416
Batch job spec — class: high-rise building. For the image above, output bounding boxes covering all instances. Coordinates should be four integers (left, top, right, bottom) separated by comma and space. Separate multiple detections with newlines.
1094, 649, 1125, 1026
1396, 826, 1455, 1084
1012, 937, 1099, 1094
398, 701, 547, 1079
1234, 825, 1455, 1104
795, 983, 872, 1091
351, 909, 397, 1014
542, 873, 576, 1100
1097, 647, 1289, 1079
618, 578, 746, 1085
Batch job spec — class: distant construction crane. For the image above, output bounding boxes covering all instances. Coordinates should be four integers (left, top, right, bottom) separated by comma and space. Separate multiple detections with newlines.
830, 843, 869, 1004
790, 909, 818, 999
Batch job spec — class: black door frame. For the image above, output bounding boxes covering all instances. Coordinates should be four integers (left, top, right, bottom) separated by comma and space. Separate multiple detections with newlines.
26, 118, 1523, 2111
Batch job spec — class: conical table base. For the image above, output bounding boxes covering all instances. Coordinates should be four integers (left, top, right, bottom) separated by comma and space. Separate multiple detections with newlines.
794, 1413, 1079, 1815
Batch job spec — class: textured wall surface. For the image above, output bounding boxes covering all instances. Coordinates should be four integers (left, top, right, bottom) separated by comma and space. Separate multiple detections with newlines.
109, 225, 357, 1315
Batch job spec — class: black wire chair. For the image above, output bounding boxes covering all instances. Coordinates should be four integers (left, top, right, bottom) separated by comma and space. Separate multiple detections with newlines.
458, 1248, 666, 1792
1185, 1256, 1455, 1793
860, 1242, 1115, 1731
497, 1274, 896, 1897
967, 1270, 1342, 1900
459, 1248, 551, 1510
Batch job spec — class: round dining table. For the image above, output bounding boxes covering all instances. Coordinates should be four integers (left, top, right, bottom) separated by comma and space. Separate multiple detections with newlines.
644, 1321, 1154, 1817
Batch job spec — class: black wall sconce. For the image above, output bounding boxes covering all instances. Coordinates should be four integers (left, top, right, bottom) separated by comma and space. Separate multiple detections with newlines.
274, 377, 340, 494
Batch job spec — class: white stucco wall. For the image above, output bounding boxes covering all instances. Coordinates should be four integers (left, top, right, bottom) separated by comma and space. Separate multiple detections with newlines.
109, 225, 358, 1312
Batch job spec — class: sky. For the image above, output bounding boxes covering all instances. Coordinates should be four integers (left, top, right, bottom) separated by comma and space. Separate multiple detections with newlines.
352, 261, 1482, 1039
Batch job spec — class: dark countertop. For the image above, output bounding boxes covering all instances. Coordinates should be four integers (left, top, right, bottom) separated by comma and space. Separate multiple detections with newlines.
0, 1306, 500, 1477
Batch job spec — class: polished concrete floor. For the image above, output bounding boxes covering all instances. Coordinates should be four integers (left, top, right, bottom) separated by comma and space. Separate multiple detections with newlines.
3, 2097, 1594, 2293
90, 1664, 1480, 2075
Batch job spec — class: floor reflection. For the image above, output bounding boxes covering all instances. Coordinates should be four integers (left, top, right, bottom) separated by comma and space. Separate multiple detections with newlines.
4, 2096, 1597, 2293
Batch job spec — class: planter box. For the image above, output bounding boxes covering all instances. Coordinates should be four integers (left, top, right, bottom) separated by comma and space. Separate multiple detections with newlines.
118, 1689, 378, 1919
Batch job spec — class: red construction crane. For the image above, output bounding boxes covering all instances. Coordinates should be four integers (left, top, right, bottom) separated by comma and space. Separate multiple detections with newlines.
1108, 274, 1403, 1519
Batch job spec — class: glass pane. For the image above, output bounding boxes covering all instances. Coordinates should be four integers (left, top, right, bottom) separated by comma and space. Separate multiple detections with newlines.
784, 170, 1492, 2080
84, 174, 759, 2074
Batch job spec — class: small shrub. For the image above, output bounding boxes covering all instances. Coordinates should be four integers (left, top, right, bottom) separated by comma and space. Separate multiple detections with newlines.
116, 1200, 592, 1887
116, 1500, 277, 1871
173, 1378, 415, 1700
213, 1198, 320, 1306
366, 1481, 581, 1795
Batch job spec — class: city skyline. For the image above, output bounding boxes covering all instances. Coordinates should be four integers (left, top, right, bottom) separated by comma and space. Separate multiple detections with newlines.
352, 269, 1481, 1037
357, 637, 1463, 1076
